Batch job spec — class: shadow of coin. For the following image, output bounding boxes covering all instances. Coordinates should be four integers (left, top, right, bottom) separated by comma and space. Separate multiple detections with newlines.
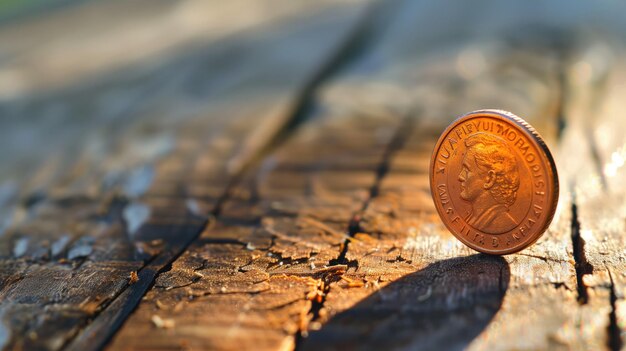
300, 254, 510, 351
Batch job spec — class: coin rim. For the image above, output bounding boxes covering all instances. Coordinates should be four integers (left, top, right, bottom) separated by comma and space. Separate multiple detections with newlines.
429, 109, 560, 255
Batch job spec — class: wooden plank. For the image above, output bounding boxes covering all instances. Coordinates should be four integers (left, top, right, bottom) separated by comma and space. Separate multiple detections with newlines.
110, 2, 572, 350
0, 1, 371, 350
301, 47, 581, 351
108, 105, 404, 349
301, 2, 626, 350
112, 1, 626, 350
563, 40, 626, 350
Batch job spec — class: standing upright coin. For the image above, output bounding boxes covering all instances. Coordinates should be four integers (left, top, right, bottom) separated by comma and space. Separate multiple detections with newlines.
430, 109, 559, 255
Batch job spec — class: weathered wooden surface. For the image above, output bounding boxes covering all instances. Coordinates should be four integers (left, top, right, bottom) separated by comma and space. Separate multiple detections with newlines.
0, 0, 369, 349
1, 0, 626, 350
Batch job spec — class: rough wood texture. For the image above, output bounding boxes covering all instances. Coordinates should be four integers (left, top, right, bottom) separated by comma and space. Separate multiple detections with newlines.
109, 110, 403, 350
301, 23, 578, 351
562, 41, 626, 351
1, 0, 626, 350
0, 1, 369, 349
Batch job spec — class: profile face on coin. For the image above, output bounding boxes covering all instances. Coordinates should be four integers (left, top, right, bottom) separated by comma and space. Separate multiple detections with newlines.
430, 110, 559, 255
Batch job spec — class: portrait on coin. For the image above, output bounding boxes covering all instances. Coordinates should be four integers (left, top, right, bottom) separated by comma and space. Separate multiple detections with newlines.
458, 133, 520, 234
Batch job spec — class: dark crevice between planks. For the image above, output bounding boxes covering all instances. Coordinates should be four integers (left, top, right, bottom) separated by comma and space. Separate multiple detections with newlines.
215, 0, 396, 220
64, 251, 171, 351
328, 214, 361, 269
299, 270, 335, 339
607, 267, 623, 351
330, 114, 415, 268
244, 0, 398, 168
569, 189, 593, 305
64, 2, 391, 350
555, 63, 568, 140
213, 0, 386, 215
290, 1, 413, 346
294, 114, 415, 349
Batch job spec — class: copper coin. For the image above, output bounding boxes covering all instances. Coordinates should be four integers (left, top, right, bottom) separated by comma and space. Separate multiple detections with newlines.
430, 109, 559, 255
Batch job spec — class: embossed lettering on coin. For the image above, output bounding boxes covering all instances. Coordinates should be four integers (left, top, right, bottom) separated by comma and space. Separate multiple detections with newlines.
430, 110, 559, 255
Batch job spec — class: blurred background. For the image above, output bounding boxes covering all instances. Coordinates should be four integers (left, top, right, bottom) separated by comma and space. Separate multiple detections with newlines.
1, 0, 626, 255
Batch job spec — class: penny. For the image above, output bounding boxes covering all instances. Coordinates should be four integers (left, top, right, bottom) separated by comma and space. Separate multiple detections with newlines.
429, 109, 559, 255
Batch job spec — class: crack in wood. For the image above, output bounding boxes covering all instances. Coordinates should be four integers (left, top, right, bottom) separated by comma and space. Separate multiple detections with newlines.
330, 115, 415, 268
570, 190, 593, 305
515, 253, 566, 264
241, 0, 396, 173
556, 60, 569, 141
65, 3, 392, 350
606, 267, 623, 351
294, 114, 416, 349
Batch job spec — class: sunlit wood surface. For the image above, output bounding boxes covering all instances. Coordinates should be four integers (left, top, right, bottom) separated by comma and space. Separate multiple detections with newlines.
0, 0, 625, 350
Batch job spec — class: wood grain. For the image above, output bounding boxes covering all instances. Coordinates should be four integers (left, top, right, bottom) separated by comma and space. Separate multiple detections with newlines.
1, 0, 626, 350
0, 1, 370, 349
302, 43, 580, 351
562, 39, 626, 351
108, 102, 404, 350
